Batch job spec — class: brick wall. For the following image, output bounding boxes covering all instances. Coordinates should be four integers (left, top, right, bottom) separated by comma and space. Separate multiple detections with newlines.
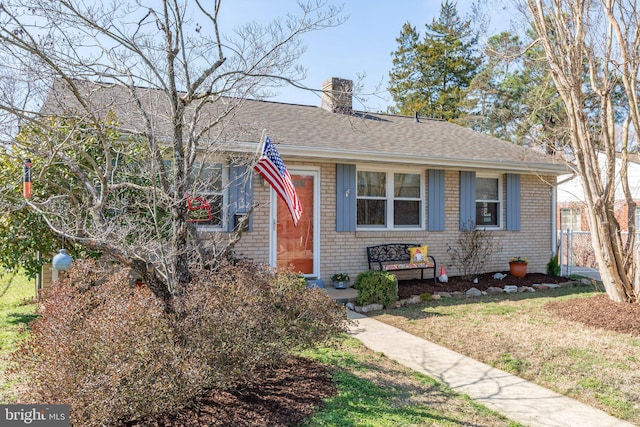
234, 163, 557, 283
612, 200, 639, 231
40, 261, 71, 289
41, 263, 53, 289
557, 201, 588, 231
557, 200, 640, 232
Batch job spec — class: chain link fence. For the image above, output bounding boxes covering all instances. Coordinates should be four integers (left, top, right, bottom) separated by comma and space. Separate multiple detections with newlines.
558, 230, 597, 269
558, 230, 639, 272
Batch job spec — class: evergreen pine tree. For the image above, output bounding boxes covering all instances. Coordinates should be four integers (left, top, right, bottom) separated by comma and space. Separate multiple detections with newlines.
388, 0, 480, 120
462, 30, 569, 151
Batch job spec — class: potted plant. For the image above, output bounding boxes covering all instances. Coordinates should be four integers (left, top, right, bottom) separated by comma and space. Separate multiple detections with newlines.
331, 273, 350, 289
509, 256, 528, 278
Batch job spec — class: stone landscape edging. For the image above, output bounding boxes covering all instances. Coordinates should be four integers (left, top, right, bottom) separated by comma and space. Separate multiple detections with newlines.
346, 279, 595, 313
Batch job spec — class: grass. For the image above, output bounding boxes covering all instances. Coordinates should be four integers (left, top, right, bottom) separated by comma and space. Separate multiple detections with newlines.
3, 272, 634, 424
301, 339, 522, 426
0, 274, 520, 426
0, 269, 38, 403
370, 284, 640, 424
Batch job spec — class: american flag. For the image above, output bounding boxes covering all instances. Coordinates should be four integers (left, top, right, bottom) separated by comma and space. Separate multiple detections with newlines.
254, 136, 302, 226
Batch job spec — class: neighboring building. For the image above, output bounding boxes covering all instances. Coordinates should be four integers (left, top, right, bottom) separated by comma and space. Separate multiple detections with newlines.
41, 77, 568, 286
557, 153, 640, 233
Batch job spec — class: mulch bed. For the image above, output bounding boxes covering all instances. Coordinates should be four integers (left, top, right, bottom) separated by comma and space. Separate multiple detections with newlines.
399, 271, 640, 337
131, 272, 640, 426
397, 271, 572, 298
126, 356, 335, 427
547, 293, 640, 337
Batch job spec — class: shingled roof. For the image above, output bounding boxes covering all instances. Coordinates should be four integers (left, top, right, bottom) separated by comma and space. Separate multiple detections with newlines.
41, 79, 567, 175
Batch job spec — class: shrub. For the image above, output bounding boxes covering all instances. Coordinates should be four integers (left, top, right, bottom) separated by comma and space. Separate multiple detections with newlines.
546, 253, 561, 276
354, 270, 398, 307
174, 261, 348, 390
447, 223, 500, 280
11, 260, 205, 426
11, 259, 347, 426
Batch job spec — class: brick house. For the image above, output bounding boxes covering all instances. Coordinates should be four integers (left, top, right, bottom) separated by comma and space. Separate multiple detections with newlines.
557, 153, 640, 233
41, 77, 568, 286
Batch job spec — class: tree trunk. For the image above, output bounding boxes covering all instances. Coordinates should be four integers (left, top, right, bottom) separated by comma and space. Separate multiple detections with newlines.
572, 114, 634, 303
587, 204, 634, 302
525, 0, 639, 303
129, 259, 173, 309
171, 215, 192, 294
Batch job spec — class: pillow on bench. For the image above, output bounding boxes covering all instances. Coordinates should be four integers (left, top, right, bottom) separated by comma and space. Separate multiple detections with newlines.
408, 246, 428, 263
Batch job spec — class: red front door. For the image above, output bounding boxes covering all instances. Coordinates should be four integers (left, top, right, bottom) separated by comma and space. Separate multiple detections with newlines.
275, 173, 315, 275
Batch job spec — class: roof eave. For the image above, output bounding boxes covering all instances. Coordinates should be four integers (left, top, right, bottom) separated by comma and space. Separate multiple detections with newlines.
230, 142, 570, 175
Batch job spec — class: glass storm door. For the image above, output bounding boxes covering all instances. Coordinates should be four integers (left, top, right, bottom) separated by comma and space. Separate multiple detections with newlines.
273, 171, 318, 277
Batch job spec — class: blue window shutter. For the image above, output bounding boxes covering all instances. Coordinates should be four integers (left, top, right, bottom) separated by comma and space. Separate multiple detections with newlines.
228, 164, 253, 232
336, 164, 356, 231
506, 173, 521, 231
428, 169, 445, 231
459, 171, 476, 230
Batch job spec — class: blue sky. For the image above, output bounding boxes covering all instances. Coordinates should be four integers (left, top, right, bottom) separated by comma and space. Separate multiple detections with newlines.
222, 0, 518, 112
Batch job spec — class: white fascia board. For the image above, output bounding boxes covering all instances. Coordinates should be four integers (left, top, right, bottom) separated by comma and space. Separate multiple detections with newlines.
230, 142, 569, 175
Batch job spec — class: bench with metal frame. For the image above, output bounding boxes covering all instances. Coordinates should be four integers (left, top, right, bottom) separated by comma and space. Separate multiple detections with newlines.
366, 243, 437, 284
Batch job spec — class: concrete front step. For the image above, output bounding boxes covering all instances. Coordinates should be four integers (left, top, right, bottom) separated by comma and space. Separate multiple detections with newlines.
306, 278, 358, 304
323, 286, 358, 304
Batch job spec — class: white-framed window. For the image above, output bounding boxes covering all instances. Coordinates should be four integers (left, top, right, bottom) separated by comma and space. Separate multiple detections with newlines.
560, 207, 581, 231
189, 161, 225, 227
634, 206, 640, 231
164, 159, 226, 228
475, 175, 502, 228
356, 169, 423, 229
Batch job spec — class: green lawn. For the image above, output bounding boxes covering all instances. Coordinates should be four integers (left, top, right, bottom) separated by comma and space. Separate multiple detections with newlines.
0, 273, 517, 425
301, 339, 520, 426
371, 285, 640, 424
0, 269, 38, 403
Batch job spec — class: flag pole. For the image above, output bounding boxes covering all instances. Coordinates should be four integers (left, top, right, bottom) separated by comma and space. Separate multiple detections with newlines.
256, 129, 267, 156
252, 135, 302, 226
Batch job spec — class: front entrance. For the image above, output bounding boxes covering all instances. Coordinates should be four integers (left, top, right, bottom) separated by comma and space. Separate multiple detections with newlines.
271, 170, 319, 277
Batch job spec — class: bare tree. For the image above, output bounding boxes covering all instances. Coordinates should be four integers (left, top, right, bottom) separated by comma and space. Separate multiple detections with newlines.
523, 0, 639, 302
0, 0, 343, 305
447, 222, 500, 281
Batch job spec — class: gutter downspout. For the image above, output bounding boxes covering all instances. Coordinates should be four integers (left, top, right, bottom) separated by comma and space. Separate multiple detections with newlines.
551, 185, 558, 256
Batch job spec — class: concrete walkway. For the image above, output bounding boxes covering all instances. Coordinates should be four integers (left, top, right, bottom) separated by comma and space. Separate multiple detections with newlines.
566, 266, 602, 282
347, 311, 634, 427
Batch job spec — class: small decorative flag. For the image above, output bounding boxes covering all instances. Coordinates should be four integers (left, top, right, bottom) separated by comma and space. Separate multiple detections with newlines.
254, 136, 302, 225
23, 158, 32, 199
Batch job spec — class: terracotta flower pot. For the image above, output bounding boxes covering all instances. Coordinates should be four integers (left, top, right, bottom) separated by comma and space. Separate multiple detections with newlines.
509, 262, 528, 278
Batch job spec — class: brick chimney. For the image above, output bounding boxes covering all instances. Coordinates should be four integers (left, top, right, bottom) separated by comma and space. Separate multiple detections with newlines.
321, 77, 353, 114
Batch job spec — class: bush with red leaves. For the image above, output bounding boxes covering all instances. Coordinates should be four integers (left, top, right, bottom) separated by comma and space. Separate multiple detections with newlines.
173, 261, 348, 390
11, 259, 346, 426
